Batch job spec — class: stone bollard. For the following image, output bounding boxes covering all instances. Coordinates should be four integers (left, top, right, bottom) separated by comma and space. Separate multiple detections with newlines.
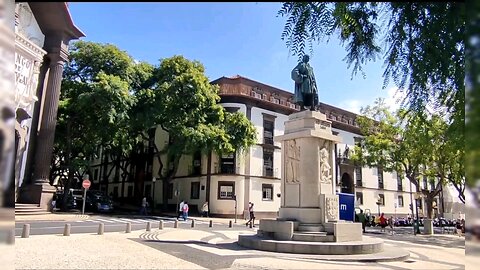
126, 222, 131, 233
7, 229, 15, 244
209, 220, 213, 228
98, 223, 104, 235
174, 220, 179, 228
63, 224, 71, 236
191, 219, 195, 228
229, 220, 233, 228
146, 222, 151, 232
21, 224, 30, 238
159, 220, 164, 230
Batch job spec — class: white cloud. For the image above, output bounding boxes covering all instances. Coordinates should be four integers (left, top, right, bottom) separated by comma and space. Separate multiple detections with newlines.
337, 99, 364, 114
383, 87, 406, 112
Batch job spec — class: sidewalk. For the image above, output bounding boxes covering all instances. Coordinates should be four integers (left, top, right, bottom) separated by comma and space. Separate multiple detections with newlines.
15, 230, 206, 269
15, 212, 91, 222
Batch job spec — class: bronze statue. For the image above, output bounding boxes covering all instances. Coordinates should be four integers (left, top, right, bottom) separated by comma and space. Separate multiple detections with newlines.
291, 55, 319, 111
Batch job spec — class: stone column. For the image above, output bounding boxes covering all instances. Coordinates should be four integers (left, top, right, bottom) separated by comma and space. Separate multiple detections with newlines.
32, 52, 65, 183
21, 43, 68, 209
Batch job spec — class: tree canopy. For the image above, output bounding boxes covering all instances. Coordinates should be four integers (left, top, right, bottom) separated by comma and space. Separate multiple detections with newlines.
133, 55, 257, 209
278, 2, 464, 154
53, 41, 153, 207
352, 98, 465, 219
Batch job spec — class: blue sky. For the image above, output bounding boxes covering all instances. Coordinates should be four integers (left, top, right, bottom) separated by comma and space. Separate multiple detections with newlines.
68, 2, 401, 113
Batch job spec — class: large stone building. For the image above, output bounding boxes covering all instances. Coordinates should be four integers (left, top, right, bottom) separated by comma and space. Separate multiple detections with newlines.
10, 2, 84, 210
90, 75, 445, 220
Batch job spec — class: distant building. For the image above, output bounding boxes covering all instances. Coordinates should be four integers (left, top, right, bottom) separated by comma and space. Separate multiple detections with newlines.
10, 2, 84, 209
90, 75, 443, 219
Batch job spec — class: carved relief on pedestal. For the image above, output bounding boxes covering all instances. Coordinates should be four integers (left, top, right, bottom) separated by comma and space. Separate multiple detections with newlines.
285, 139, 300, 184
326, 196, 339, 221
319, 147, 332, 184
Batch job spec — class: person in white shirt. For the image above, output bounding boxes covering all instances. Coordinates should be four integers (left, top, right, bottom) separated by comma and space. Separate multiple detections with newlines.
178, 200, 184, 219
201, 201, 209, 217
140, 196, 148, 215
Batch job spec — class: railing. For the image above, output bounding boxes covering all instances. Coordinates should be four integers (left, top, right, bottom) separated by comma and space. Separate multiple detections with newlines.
218, 85, 301, 110
263, 136, 274, 145
356, 181, 363, 187
220, 165, 235, 174
264, 168, 274, 177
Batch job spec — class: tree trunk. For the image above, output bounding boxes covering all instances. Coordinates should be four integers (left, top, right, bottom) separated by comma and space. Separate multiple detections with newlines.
206, 150, 212, 204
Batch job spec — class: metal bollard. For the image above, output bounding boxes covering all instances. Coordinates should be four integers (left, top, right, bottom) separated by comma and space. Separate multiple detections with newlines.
21, 224, 30, 238
98, 223, 104, 235
63, 224, 71, 236
126, 222, 131, 233
229, 220, 233, 228
209, 220, 213, 228
7, 229, 15, 244
159, 220, 164, 230
174, 220, 179, 228
146, 222, 151, 232
191, 219, 195, 228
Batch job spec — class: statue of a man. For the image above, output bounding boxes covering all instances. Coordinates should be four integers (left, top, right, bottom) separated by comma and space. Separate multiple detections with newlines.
291, 54, 319, 111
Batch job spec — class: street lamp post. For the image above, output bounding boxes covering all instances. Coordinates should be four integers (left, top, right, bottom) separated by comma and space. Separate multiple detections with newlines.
152, 177, 156, 213
414, 192, 421, 235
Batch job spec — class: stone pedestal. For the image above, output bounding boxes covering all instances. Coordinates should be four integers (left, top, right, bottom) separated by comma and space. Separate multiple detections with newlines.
250, 110, 363, 243
19, 182, 56, 211
275, 111, 341, 224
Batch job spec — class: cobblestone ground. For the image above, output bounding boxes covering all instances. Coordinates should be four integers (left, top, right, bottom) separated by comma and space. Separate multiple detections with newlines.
14, 224, 467, 270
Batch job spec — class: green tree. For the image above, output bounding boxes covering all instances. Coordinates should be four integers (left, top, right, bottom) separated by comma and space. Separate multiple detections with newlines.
134, 55, 256, 211
466, 0, 480, 188
53, 41, 152, 209
278, 2, 464, 154
352, 98, 464, 221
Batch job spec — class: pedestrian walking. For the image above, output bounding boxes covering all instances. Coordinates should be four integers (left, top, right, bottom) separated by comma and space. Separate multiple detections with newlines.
379, 213, 387, 232
178, 200, 184, 219
201, 201, 209, 217
358, 209, 366, 233
246, 202, 255, 227
182, 201, 189, 221
140, 196, 148, 216
51, 194, 57, 213
388, 216, 394, 235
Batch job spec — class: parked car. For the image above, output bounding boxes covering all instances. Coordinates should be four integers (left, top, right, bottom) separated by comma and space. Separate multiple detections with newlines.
85, 190, 114, 213
54, 190, 77, 210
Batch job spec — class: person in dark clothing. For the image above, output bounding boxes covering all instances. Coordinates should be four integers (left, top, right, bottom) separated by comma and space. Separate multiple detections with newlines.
246, 202, 255, 227
358, 209, 367, 233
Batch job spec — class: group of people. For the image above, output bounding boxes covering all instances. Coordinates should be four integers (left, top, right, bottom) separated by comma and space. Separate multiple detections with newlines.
356, 210, 395, 234
176, 200, 209, 221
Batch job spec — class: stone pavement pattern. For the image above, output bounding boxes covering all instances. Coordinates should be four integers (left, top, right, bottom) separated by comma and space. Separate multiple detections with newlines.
14, 225, 467, 269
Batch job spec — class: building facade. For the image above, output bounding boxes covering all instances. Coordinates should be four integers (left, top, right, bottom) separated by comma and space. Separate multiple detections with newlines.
10, 2, 84, 209
90, 74, 443, 220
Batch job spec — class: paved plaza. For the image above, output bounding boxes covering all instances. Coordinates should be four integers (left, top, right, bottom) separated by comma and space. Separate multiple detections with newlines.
11, 216, 468, 270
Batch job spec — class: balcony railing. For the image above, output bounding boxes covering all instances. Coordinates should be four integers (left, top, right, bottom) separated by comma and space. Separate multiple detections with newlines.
220, 165, 235, 174
356, 181, 363, 187
218, 85, 301, 110
263, 136, 274, 145
397, 185, 403, 191
264, 168, 274, 177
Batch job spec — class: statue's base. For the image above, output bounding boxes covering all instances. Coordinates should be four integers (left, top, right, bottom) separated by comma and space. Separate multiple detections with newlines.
238, 219, 392, 256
